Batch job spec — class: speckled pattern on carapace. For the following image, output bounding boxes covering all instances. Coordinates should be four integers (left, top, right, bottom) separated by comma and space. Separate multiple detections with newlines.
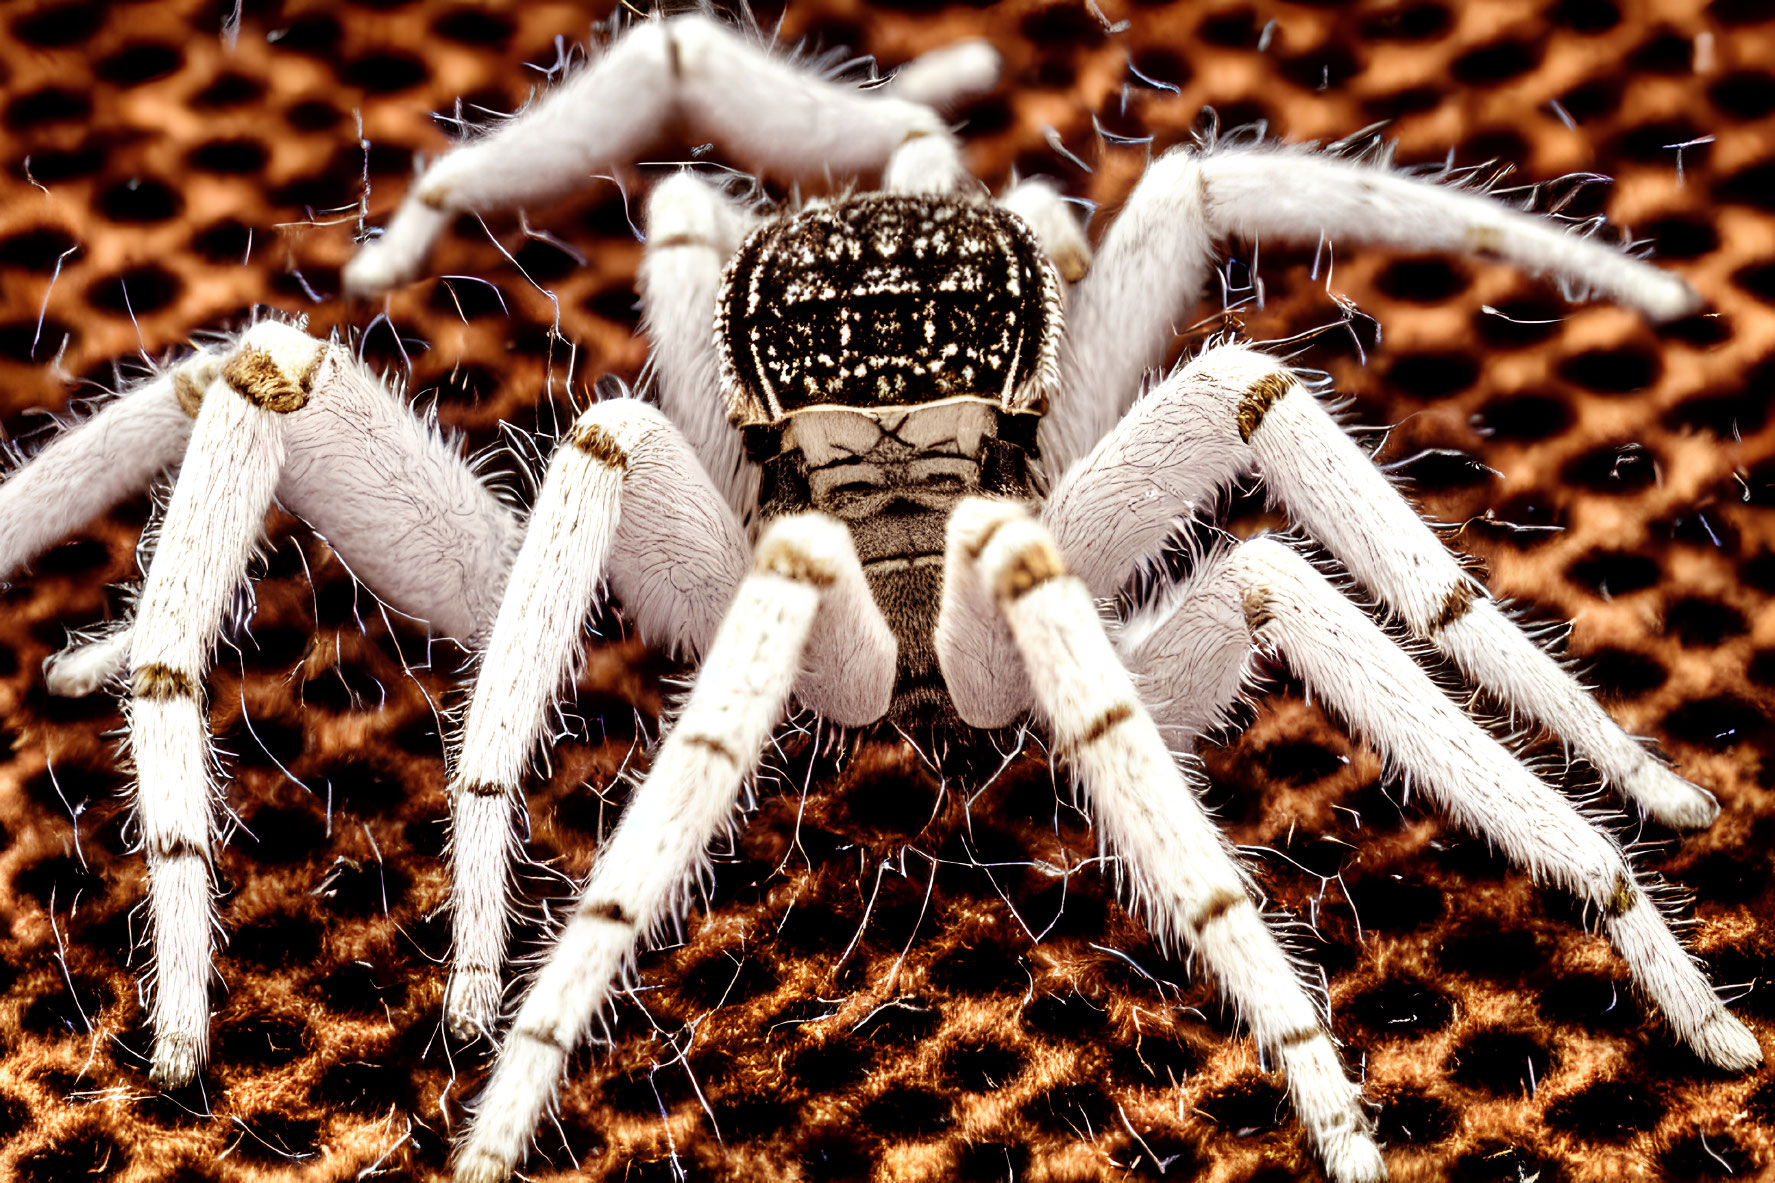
1, 2, 1773, 1181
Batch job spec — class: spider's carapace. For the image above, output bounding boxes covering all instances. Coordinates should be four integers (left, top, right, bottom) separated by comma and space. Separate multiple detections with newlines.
717, 194, 1062, 719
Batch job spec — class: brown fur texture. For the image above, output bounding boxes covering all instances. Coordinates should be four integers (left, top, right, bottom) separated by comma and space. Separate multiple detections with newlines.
1, 1, 1772, 1181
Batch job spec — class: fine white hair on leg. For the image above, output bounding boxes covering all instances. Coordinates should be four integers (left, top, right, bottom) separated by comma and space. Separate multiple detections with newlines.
1050, 143, 1702, 479
1225, 347, 1718, 828
638, 171, 759, 518
998, 177, 1091, 282
344, 14, 957, 297
128, 335, 305, 1087
0, 349, 212, 580
946, 498, 1383, 1183
1219, 537, 1759, 1071
877, 39, 1001, 113
1043, 352, 1258, 600
452, 513, 858, 1183
1050, 340, 1717, 828
1113, 556, 1252, 746
1198, 145, 1701, 321
269, 323, 521, 645
1047, 151, 1215, 479
882, 130, 973, 196
935, 500, 1033, 729
45, 624, 134, 698
446, 398, 748, 1037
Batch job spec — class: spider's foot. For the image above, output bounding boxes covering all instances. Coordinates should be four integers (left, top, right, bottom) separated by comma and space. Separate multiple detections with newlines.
1622, 762, 1720, 830
44, 635, 129, 698
342, 196, 452, 300
1694, 1008, 1762, 1072
148, 1033, 203, 1088
452, 1146, 512, 1183
445, 968, 501, 1042
1320, 1129, 1387, 1183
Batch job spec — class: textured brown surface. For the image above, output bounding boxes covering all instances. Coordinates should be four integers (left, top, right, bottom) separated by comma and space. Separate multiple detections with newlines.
2, 1, 1774, 1181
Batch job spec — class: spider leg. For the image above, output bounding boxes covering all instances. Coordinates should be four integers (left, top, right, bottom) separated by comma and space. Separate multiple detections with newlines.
452, 513, 885, 1183
344, 15, 992, 297
12, 321, 522, 1085
945, 498, 1385, 1183
126, 335, 296, 1087
1118, 537, 1760, 1071
444, 399, 750, 1037
0, 345, 214, 583
639, 173, 761, 517
998, 177, 1092, 282
1047, 343, 1718, 828
1047, 145, 1701, 476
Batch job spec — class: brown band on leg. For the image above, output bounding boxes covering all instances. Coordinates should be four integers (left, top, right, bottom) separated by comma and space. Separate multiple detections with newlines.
132, 663, 198, 701
570, 422, 632, 472
222, 346, 317, 413
1236, 372, 1295, 443
996, 539, 1065, 603
1076, 703, 1134, 750
1188, 889, 1249, 935
1429, 581, 1478, 634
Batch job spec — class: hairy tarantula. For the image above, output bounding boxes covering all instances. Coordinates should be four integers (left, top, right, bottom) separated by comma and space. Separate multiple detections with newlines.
0, 11, 1758, 1183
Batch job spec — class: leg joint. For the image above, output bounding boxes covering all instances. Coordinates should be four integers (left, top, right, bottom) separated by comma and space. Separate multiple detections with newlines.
132, 663, 199, 701
570, 422, 631, 473
996, 539, 1066, 603
223, 345, 317, 413
1188, 889, 1250, 935
1236, 371, 1296, 443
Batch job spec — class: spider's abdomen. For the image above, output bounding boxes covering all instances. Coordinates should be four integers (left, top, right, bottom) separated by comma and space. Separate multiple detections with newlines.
716, 193, 1062, 429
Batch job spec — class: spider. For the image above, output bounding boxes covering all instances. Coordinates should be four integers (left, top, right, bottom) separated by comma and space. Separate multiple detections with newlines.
0, 12, 1757, 1183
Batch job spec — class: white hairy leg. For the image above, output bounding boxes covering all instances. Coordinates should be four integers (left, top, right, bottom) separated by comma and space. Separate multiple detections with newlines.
1046, 144, 1702, 476
127, 329, 309, 1086
453, 513, 869, 1183
446, 398, 751, 1036
638, 173, 760, 517
0, 347, 212, 580
45, 625, 134, 697
875, 38, 1000, 113
947, 499, 1383, 1183
344, 15, 978, 297
272, 332, 521, 645
1131, 537, 1759, 1070
1046, 343, 1717, 827
998, 177, 1092, 282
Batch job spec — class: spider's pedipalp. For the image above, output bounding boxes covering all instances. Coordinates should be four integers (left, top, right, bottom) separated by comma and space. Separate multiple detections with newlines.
344, 14, 972, 299
951, 498, 1384, 1182
446, 398, 750, 1036
454, 512, 873, 1183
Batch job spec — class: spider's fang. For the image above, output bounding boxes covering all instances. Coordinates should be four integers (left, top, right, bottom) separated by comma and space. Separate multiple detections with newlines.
131, 662, 198, 701
569, 422, 631, 473
222, 346, 315, 413
1236, 371, 1295, 443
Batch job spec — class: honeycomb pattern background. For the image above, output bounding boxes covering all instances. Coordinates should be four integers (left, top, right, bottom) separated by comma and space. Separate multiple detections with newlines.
1, 1, 1773, 1181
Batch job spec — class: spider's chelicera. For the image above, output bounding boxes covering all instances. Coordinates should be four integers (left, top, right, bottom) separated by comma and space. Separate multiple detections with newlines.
0, 14, 1760, 1183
